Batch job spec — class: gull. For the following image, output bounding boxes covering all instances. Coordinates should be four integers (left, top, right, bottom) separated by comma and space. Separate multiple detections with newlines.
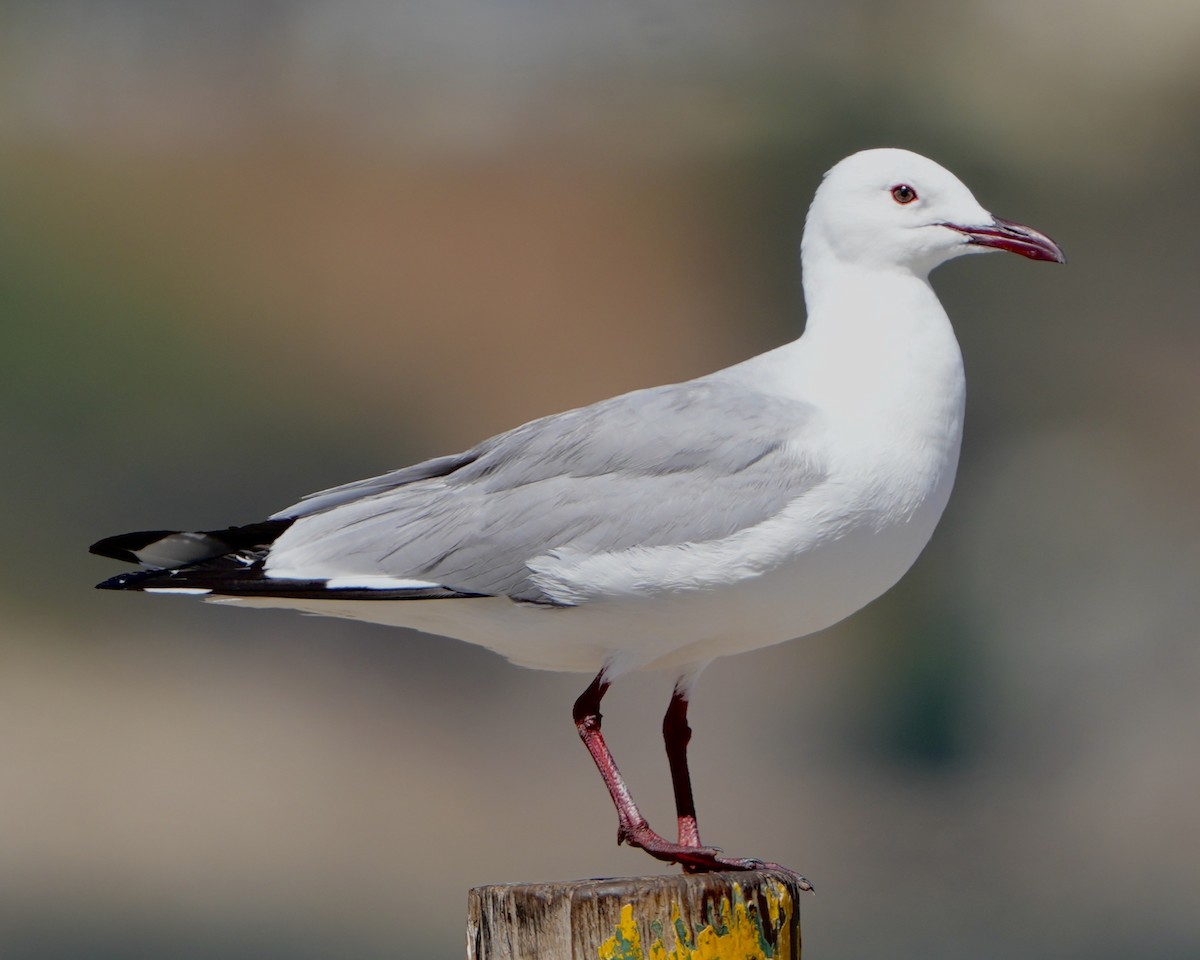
91, 148, 1064, 885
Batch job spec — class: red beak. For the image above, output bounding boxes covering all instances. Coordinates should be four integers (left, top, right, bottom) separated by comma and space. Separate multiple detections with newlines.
944, 216, 1066, 264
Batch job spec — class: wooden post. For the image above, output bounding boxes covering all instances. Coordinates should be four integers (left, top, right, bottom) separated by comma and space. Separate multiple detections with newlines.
467, 870, 802, 960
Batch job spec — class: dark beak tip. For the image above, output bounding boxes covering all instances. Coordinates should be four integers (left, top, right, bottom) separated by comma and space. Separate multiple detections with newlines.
1033, 239, 1068, 265
1030, 244, 1068, 265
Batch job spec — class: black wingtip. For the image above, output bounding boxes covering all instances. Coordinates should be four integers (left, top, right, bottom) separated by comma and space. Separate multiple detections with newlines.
89, 530, 179, 564
90, 520, 292, 571
96, 570, 152, 590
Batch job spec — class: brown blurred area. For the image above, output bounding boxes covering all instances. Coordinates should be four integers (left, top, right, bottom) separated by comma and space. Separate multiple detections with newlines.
2, 2, 1199, 958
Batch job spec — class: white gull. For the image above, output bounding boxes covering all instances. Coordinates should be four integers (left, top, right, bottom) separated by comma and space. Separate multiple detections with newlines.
93, 148, 1064, 881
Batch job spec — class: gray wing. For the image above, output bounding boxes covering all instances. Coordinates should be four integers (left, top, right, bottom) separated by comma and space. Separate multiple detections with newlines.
266, 378, 824, 604
274, 452, 478, 519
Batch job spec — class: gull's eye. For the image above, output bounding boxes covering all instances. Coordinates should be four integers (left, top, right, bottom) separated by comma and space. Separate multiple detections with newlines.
891, 184, 918, 205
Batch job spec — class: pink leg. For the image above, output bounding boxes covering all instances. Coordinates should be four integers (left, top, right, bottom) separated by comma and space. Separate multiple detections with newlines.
573, 672, 813, 888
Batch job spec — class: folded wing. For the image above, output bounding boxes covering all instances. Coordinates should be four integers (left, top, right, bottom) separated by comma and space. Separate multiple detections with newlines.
267, 378, 824, 603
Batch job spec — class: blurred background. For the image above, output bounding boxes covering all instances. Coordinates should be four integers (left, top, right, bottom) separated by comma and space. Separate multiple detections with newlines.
2, 1, 1199, 957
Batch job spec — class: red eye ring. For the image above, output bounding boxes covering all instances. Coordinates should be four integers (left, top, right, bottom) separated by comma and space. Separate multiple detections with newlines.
891, 184, 918, 204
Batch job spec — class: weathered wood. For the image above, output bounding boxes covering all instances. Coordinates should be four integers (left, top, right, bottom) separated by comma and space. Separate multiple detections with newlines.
467, 870, 802, 960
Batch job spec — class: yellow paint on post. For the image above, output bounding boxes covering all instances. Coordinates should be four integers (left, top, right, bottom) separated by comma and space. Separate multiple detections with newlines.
598, 880, 794, 960
599, 904, 646, 960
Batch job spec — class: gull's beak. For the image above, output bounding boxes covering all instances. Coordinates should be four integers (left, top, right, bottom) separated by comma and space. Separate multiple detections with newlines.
944, 216, 1066, 264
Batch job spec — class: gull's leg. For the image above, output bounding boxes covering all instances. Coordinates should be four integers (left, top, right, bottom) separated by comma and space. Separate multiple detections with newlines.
573, 671, 813, 889
662, 683, 702, 850
573, 672, 652, 844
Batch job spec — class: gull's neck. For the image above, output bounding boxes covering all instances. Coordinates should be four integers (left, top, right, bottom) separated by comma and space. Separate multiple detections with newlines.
730, 256, 966, 438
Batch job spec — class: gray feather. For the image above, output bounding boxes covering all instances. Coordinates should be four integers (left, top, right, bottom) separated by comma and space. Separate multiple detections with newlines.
267, 378, 823, 603
274, 452, 478, 519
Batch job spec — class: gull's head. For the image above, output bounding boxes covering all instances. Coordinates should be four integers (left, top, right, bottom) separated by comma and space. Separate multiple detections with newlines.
803, 148, 1065, 277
